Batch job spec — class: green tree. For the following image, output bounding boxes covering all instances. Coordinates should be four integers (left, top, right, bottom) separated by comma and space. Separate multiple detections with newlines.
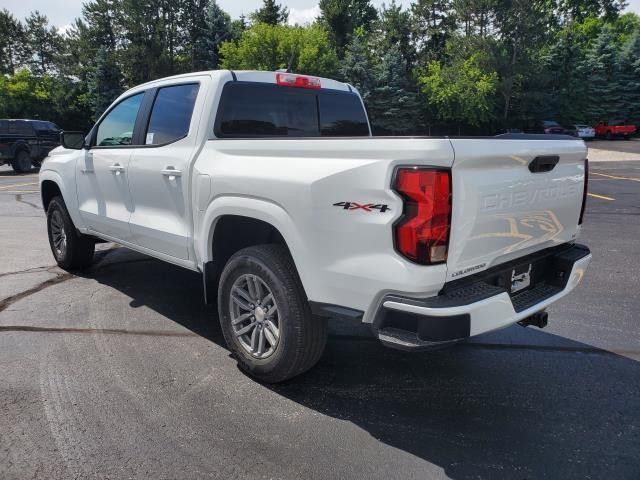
184, 0, 211, 70
87, 46, 123, 120
0, 9, 27, 74
453, 0, 494, 37
368, 45, 422, 134
584, 26, 623, 122
202, 0, 233, 69
418, 53, 498, 127
619, 30, 640, 123
232, 14, 249, 38
339, 28, 374, 101
319, 0, 377, 57
491, 0, 557, 120
82, 0, 119, 51
541, 27, 589, 124
411, 0, 456, 61
376, 1, 415, 69
220, 23, 338, 77
0, 68, 51, 118
251, 0, 289, 26
24, 11, 61, 74
559, 0, 626, 22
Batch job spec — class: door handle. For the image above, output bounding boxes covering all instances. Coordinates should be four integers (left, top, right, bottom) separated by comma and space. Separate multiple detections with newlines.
161, 167, 182, 179
529, 155, 559, 173
108, 163, 125, 175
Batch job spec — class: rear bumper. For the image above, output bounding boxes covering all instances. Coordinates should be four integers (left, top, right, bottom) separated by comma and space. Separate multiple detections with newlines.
372, 244, 591, 351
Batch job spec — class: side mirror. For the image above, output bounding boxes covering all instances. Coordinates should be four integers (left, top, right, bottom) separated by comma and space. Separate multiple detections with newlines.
60, 131, 86, 150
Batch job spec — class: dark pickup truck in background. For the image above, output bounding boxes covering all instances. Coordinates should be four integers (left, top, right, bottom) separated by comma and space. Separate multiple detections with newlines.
0, 119, 61, 173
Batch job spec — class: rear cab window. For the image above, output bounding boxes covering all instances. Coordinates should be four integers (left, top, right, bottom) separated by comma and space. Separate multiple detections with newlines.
214, 82, 369, 138
145, 83, 199, 145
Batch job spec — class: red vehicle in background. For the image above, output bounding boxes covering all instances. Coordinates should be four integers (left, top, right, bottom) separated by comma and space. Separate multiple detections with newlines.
594, 118, 637, 140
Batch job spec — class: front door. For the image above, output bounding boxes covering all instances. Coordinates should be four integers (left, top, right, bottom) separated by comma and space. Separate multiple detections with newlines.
76, 92, 144, 241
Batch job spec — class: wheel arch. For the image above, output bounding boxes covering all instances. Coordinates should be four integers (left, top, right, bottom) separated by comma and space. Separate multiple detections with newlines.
38, 170, 86, 231
198, 197, 310, 304
11, 141, 30, 157
41, 179, 62, 211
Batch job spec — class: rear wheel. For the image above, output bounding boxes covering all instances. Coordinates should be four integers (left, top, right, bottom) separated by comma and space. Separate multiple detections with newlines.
47, 196, 95, 271
11, 150, 32, 173
606, 131, 612, 140
217, 244, 327, 383
624, 135, 630, 140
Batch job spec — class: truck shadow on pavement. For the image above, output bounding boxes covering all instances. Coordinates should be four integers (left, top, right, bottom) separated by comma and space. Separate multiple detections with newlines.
89, 248, 640, 480
0, 168, 38, 176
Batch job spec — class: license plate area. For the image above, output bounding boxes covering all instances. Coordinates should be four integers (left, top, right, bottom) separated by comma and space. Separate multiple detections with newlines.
510, 263, 532, 293
494, 261, 537, 295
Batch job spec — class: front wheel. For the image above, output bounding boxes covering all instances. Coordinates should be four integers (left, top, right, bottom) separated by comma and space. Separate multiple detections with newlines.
11, 150, 32, 173
218, 245, 327, 383
47, 196, 95, 271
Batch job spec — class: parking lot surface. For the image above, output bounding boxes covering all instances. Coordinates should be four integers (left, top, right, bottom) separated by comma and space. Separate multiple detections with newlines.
1, 160, 639, 479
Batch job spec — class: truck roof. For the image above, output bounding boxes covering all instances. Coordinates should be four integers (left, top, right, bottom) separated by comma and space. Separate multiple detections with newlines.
128, 70, 354, 95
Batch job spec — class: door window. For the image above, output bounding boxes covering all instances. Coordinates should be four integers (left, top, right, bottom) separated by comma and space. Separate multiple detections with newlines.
96, 93, 144, 147
145, 84, 199, 145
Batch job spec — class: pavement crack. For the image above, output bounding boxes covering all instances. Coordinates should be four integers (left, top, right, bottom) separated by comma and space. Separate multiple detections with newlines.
0, 253, 157, 313
0, 265, 56, 279
14, 193, 40, 209
0, 325, 198, 337
0, 272, 74, 313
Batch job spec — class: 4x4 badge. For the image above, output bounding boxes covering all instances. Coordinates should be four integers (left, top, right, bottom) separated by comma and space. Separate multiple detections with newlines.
333, 202, 390, 213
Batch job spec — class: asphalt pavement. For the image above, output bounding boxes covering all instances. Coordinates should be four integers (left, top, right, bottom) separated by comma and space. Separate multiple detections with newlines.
0, 159, 638, 479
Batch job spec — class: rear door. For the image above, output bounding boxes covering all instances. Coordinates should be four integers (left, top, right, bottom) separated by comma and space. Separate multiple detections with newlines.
446, 138, 587, 281
127, 81, 203, 260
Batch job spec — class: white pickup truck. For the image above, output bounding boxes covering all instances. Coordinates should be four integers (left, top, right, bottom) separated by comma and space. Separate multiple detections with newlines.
40, 70, 591, 382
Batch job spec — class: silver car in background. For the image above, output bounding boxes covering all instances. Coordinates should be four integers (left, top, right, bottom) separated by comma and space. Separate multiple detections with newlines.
571, 124, 596, 140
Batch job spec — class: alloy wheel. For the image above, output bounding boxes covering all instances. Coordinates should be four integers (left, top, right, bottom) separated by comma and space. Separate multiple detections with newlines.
229, 274, 280, 359
50, 210, 67, 258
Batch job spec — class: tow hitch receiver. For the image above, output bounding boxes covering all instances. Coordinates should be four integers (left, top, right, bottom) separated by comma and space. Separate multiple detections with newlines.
518, 311, 549, 329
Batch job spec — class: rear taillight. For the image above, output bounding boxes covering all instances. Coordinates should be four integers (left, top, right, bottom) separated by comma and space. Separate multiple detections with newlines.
393, 168, 452, 265
276, 73, 321, 89
579, 158, 588, 225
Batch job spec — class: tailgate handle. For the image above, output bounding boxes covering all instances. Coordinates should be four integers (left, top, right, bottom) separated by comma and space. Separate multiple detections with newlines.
529, 155, 559, 173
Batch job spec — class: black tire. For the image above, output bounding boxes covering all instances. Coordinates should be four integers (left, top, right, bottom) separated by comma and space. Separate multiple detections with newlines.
11, 150, 32, 173
217, 244, 327, 383
46, 196, 95, 271
606, 131, 612, 140
624, 135, 630, 141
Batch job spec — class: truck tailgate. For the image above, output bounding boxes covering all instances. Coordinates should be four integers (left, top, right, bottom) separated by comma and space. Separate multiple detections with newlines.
446, 138, 587, 281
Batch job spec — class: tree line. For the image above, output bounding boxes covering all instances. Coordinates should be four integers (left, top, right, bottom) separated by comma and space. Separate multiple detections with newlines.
0, 0, 639, 134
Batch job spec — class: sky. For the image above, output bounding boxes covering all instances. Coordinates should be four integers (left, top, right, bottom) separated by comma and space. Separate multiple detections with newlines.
2, 0, 640, 31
